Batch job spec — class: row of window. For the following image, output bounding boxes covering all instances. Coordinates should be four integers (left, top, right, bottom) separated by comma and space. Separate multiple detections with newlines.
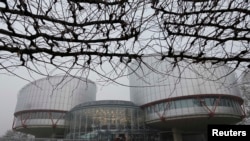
145, 97, 242, 114
16, 112, 66, 120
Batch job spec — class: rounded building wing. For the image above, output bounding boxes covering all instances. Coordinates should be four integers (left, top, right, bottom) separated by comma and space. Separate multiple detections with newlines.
13, 76, 96, 138
129, 56, 244, 131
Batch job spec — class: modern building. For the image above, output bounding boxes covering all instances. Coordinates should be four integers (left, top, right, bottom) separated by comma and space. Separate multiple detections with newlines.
12, 56, 246, 141
12, 76, 96, 138
65, 100, 158, 141
129, 56, 245, 141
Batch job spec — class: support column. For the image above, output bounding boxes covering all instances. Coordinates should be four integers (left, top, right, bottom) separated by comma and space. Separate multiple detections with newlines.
172, 128, 182, 141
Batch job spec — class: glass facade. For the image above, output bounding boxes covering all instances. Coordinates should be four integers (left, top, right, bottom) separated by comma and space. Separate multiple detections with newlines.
65, 100, 159, 141
15, 110, 66, 120
144, 96, 243, 120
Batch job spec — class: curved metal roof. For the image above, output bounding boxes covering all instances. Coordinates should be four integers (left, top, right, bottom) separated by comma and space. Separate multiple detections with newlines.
70, 100, 138, 111
19, 75, 96, 92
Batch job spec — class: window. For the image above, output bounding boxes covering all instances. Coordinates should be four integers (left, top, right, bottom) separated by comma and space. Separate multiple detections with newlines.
175, 101, 182, 109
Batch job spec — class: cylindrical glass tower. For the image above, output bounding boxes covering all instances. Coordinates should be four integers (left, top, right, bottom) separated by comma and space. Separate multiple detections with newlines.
65, 100, 158, 141
13, 76, 96, 138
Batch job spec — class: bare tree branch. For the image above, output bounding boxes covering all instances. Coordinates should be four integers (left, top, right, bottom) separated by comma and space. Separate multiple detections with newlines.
0, 0, 249, 83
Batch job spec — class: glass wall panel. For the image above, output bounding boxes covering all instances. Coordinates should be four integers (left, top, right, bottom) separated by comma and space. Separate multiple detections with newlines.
65, 100, 159, 141
144, 96, 243, 122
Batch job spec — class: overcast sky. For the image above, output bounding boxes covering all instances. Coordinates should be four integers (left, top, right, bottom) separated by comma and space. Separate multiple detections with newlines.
0, 72, 130, 136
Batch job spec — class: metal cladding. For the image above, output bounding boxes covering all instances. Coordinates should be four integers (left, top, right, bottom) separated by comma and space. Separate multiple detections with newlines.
241, 71, 250, 100
129, 56, 245, 130
13, 76, 96, 138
